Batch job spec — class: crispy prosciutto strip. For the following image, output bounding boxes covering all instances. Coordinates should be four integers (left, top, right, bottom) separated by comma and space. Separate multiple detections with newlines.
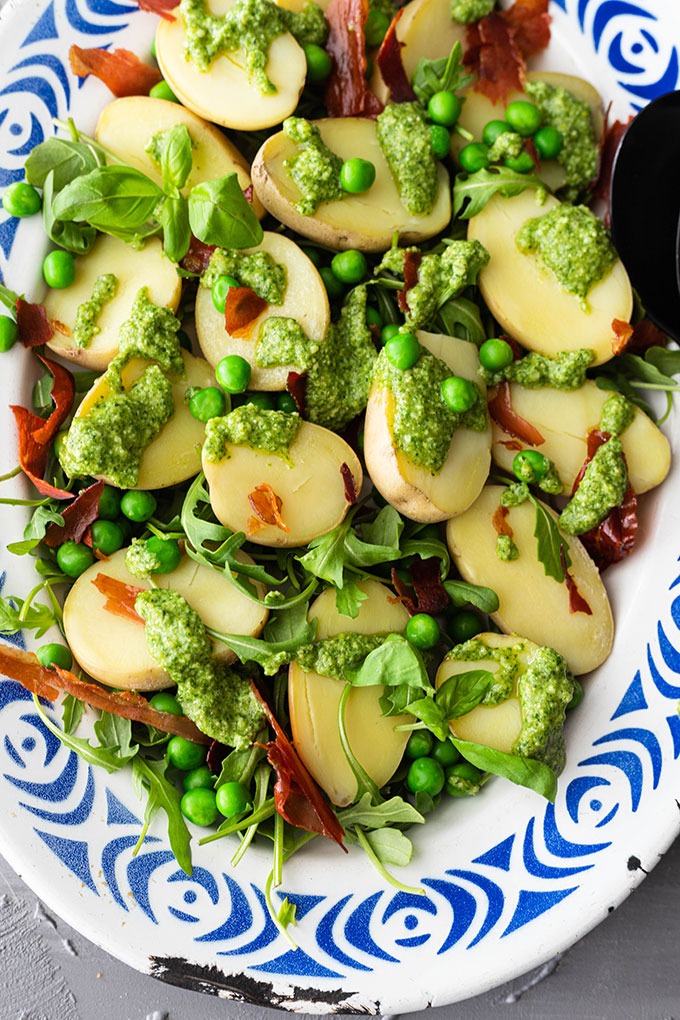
180, 236, 216, 276
92, 573, 144, 624
398, 250, 422, 314
44, 480, 105, 548
224, 286, 268, 338
286, 371, 307, 416
592, 116, 630, 224
488, 382, 545, 446
560, 547, 592, 615
0, 644, 211, 743
251, 682, 346, 848
612, 316, 667, 356
376, 8, 417, 103
324, 0, 383, 118
611, 319, 634, 355
248, 483, 290, 532
69, 46, 163, 98
391, 557, 449, 615
135, 0, 179, 20
503, 0, 551, 59
465, 0, 550, 103
11, 354, 76, 499
492, 503, 513, 537
340, 462, 358, 505
17, 298, 53, 348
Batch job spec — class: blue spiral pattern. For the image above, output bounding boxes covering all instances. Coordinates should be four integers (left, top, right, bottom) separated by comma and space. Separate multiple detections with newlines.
1, 0, 680, 1007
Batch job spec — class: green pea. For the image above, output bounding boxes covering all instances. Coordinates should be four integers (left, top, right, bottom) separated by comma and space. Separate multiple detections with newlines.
90, 519, 125, 556
505, 100, 542, 136
567, 679, 584, 710
319, 266, 345, 301
430, 124, 451, 160
189, 386, 226, 422
149, 80, 179, 103
406, 613, 441, 650
43, 250, 76, 289
448, 609, 483, 642
405, 729, 434, 760
97, 485, 122, 521
149, 692, 183, 715
36, 642, 73, 670
406, 756, 445, 796
479, 337, 514, 372
340, 157, 376, 194
364, 8, 390, 46
244, 391, 276, 410
180, 787, 219, 826
167, 735, 207, 771
384, 332, 420, 370
2, 180, 41, 218
331, 249, 368, 284
380, 322, 401, 346
211, 274, 240, 314
513, 448, 548, 483
458, 142, 490, 173
482, 119, 511, 146
431, 738, 460, 767
441, 375, 477, 413
215, 781, 252, 818
277, 392, 297, 414
365, 305, 382, 329
120, 490, 157, 522
447, 761, 483, 784
0, 316, 18, 352
533, 125, 563, 159
144, 535, 182, 573
427, 90, 462, 127
56, 541, 95, 578
303, 42, 333, 82
504, 151, 535, 174
183, 765, 215, 792
216, 354, 251, 393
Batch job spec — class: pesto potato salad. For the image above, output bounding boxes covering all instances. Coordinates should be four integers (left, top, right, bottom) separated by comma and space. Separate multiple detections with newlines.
0, 0, 676, 927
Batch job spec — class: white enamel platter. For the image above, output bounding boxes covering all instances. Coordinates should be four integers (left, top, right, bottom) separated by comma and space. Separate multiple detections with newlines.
1, 0, 679, 1012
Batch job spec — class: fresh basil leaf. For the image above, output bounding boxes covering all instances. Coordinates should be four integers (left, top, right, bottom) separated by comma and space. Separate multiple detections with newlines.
132, 756, 192, 875
450, 736, 558, 801
444, 579, 499, 613
32, 695, 135, 773
25, 137, 100, 190
157, 124, 193, 192
400, 696, 450, 741
529, 494, 570, 583
337, 792, 424, 829
436, 668, 493, 719
453, 166, 546, 219
345, 634, 429, 689
412, 41, 472, 105
52, 165, 163, 230
379, 682, 422, 717
263, 599, 312, 644
42, 170, 97, 255
188, 173, 263, 249
158, 194, 191, 263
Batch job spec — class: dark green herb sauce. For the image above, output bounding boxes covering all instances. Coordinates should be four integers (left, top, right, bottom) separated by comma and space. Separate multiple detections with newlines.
599, 392, 634, 436
72, 273, 118, 349
524, 80, 600, 202
450, 0, 495, 23
255, 317, 319, 370
296, 633, 386, 679
376, 102, 438, 215
481, 348, 595, 390
283, 117, 344, 216
203, 404, 301, 463
560, 434, 628, 535
202, 248, 287, 304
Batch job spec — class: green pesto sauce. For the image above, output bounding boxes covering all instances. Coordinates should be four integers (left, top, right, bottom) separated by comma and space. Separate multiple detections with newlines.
181, 0, 326, 93
377, 240, 490, 332
296, 633, 386, 679
450, 0, 495, 23
114, 288, 185, 379
496, 534, 519, 561
374, 346, 487, 474
524, 80, 599, 202
255, 317, 319, 371
72, 273, 117, 349
515, 205, 618, 306
305, 285, 377, 432
125, 538, 164, 580
202, 248, 287, 304
500, 481, 529, 507
203, 404, 301, 463
512, 455, 563, 496
600, 392, 635, 436
376, 102, 438, 216
283, 117, 344, 216
514, 646, 574, 774
482, 348, 595, 390
560, 435, 628, 535
487, 131, 523, 163
135, 588, 265, 749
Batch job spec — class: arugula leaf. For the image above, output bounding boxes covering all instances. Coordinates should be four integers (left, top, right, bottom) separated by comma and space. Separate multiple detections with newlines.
335, 581, 368, 619
207, 616, 317, 675
444, 579, 499, 613
188, 173, 263, 249
436, 669, 493, 719
529, 494, 571, 583
93, 711, 138, 762
297, 519, 351, 587
7, 503, 65, 556
157, 124, 193, 193
0, 595, 60, 637
132, 756, 192, 875
363, 827, 415, 867
451, 737, 558, 801
412, 41, 472, 105
645, 345, 680, 378
345, 634, 429, 689
337, 792, 424, 830
32, 695, 136, 773
61, 694, 84, 735
453, 166, 546, 219
216, 738, 267, 787
0, 283, 19, 317
263, 599, 312, 645
157, 194, 191, 262
437, 295, 486, 343
359, 504, 404, 552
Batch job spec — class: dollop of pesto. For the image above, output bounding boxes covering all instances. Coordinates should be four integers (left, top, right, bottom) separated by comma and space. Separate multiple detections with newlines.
377, 240, 490, 331
181, 0, 326, 92
201, 248, 287, 304
376, 102, 438, 215
450, 0, 495, 23
203, 404, 301, 463
283, 118, 344, 216
255, 317, 320, 371
496, 534, 519, 561
72, 273, 117, 348
599, 392, 634, 436
560, 435, 628, 535
114, 288, 185, 380
524, 80, 599, 202
500, 481, 529, 507
487, 131, 523, 163
515, 646, 574, 774
296, 633, 386, 679
136, 588, 265, 749
515, 205, 617, 306
125, 538, 164, 580
305, 285, 377, 432
373, 346, 487, 474
481, 348, 595, 390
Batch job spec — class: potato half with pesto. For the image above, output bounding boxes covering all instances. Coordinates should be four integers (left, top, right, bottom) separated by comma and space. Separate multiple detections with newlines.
436, 632, 575, 775
195, 231, 330, 390
288, 581, 412, 807
63, 550, 267, 690
155, 0, 307, 130
251, 116, 451, 251
364, 332, 491, 522
44, 234, 181, 371
446, 485, 614, 675
468, 191, 633, 365
202, 405, 363, 546
95, 95, 264, 218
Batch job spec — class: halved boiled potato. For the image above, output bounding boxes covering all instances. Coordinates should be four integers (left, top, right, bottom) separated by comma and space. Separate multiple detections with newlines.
251, 117, 451, 251
95, 96, 264, 219
44, 235, 181, 371
195, 232, 329, 390
364, 332, 491, 522
369, 0, 466, 105
491, 380, 671, 493
468, 191, 633, 364
155, 0, 306, 130
288, 580, 411, 806
63, 549, 267, 690
446, 485, 614, 674
74, 350, 215, 490
202, 418, 362, 546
